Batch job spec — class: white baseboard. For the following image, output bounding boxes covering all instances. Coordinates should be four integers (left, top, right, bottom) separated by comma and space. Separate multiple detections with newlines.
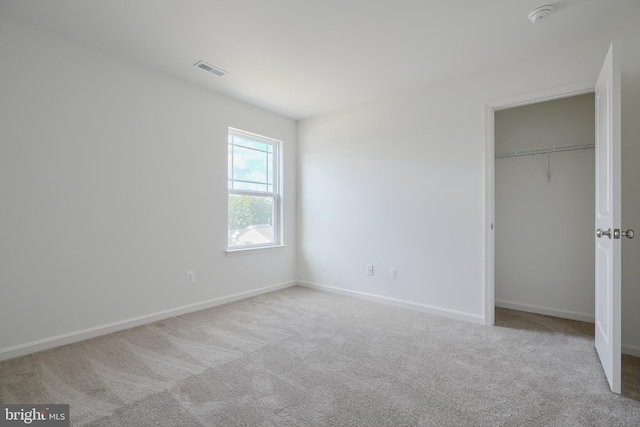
298, 281, 485, 324
5, 281, 636, 362
0, 281, 296, 362
495, 299, 595, 323
622, 344, 640, 358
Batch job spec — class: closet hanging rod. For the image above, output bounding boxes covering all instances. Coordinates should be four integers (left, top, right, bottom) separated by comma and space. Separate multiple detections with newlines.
495, 143, 595, 159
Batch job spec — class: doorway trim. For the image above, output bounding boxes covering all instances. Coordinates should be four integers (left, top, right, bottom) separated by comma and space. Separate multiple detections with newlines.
483, 81, 596, 326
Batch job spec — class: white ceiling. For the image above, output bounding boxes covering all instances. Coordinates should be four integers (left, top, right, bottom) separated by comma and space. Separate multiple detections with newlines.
0, 0, 636, 120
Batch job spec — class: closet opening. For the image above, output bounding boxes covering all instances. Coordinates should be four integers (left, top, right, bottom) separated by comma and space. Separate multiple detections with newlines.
494, 93, 595, 323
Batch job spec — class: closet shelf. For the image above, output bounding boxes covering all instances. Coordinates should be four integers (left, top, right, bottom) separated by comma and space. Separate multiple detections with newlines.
495, 143, 595, 183
495, 143, 594, 159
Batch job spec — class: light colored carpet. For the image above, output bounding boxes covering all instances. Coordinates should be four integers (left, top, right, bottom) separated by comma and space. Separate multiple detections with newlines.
1, 286, 639, 426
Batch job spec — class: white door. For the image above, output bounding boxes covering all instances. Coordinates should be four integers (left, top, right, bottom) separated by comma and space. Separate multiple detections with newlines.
594, 42, 622, 394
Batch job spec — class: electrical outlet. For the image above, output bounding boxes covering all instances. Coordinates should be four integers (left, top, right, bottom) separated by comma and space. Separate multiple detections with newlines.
389, 267, 398, 280
186, 270, 196, 284
367, 265, 374, 276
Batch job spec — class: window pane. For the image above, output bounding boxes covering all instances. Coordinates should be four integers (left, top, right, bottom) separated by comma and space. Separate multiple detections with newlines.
232, 146, 268, 183
228, 194, 275, 246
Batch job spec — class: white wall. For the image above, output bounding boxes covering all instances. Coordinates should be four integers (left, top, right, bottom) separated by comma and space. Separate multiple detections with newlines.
0, 14, 297, 359
495, 95, 595, 321
297, 28, 640, 353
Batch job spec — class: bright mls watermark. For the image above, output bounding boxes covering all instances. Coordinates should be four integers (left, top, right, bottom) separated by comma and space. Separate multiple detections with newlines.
1, 405, 69, 426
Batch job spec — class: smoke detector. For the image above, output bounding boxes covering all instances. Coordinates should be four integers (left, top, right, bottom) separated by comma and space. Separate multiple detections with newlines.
528, 5, 554, 24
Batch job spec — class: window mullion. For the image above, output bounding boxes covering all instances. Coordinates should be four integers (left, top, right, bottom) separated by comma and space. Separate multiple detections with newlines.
229, 189, 277, 198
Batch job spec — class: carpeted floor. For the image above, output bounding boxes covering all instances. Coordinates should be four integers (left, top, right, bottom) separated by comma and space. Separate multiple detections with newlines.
1, 286, 639, 426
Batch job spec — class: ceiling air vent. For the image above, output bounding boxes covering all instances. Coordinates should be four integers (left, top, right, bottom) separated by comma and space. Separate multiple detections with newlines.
194, 60, 229, 77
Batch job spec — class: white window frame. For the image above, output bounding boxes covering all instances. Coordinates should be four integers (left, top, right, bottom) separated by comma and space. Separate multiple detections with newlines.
227, 127, 282, 254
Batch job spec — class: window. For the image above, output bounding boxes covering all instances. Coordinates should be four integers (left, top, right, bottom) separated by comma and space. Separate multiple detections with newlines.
227, 128, 281, 250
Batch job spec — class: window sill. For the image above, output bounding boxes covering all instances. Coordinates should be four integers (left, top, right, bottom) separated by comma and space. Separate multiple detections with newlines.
225, 245, 286, 257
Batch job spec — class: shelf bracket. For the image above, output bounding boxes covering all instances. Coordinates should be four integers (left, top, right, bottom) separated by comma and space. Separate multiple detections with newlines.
546, 152, 551, 182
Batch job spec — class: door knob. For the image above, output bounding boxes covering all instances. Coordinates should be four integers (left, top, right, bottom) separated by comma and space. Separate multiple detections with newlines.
613, 228, 634, 239
596, 228, 612, 239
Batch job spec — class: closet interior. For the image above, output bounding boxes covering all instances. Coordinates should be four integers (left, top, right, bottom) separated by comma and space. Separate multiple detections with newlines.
495, 93, 596, 322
